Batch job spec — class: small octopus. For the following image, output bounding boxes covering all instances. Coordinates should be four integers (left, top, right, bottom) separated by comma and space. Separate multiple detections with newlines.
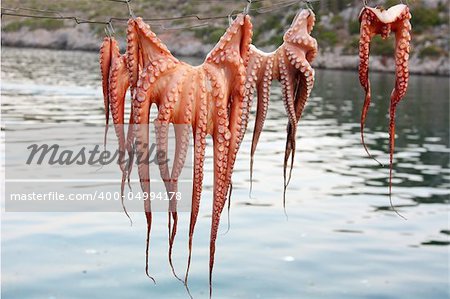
243, 9, 318, 203
358, 4, 412, 204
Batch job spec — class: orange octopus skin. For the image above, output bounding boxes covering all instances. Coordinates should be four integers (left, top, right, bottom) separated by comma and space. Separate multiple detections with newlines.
154, 121, 190, 282
126, 14, 253, 293
358, 4, 411, 200
99, 37, 112, 145
100, 37, 132, 221
243, 9, 317, 202
109, 39, 130, 189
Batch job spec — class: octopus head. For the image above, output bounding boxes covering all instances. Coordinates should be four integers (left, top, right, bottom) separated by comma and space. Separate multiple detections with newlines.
283, 8, 318, 62
360, 4, 408, 24
285, 8, 315, 38
206, 13, 253, 66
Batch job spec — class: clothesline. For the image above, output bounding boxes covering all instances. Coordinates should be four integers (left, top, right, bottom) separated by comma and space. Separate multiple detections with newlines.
1, 0, 320, 30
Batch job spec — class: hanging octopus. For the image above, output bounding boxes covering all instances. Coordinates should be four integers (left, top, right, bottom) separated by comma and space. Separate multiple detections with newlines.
124, 14, 253, 295
358, 4, 411, 204
243, 9, 318, 203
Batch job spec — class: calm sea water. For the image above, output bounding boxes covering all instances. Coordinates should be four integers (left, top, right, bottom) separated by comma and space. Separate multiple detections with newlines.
1, 47, 449, 299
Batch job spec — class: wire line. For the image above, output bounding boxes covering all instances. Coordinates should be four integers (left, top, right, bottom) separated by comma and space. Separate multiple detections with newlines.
1, 0, 319, 29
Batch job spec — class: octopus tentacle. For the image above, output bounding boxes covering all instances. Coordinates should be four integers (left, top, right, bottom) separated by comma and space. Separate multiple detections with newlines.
388, 104, 399, 214
156, 108, 191, 281
248, 48, 273, 192
155, 73, 188, 281
154, 120, 185, 281
245, 51, 261, 194
223, 183, 232, 234
358, 11, 383, 166
126, 19, 141, 89
185, 72, 207, 283
125, 19, 141, 185
99, 37, 112, 146
154, 120, 173, 269
283, 76, 301, 192
125, 109, 135, 188
144, 199, 155, 283
108, 39, 132, 222
279, 51, 298, 148
388, 9, 411, 208
281, 9, 318, 191
223, 25, 253, 196
279, 53, 299, 201
155, 121, 170, 192
133, 77, 153, 279
134, 119, 154, 281
209, 105, 230, 297
134, 121, 154, 280
167, 124, 190, 279
185, 122, 207, 283
221, 76, 245, 222
284, 57, 315, 186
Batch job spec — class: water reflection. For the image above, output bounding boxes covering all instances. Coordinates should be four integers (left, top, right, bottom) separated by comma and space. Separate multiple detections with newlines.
1, 47, 449, 299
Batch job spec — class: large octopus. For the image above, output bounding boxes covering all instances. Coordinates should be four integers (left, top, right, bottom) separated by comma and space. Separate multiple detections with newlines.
122, 13, 252, 294
243, 9, 317, 203
99, 8, 318, 296
358, 4, 411, 203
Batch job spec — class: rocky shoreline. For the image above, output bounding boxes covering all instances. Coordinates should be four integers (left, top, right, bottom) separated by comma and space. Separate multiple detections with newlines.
2, 27, 449, 76
313, 51, 450, 76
